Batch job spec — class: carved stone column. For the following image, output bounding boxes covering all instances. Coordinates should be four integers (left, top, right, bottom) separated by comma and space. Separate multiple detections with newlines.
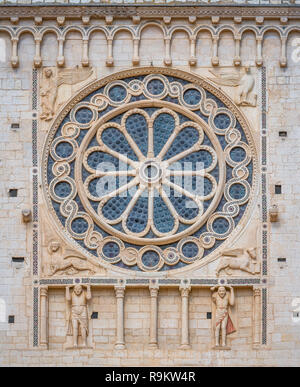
212, 37, 219, 66
40, 286, 48, 348
57, 37, 65, 67
115, 286, 126, 350
189, 37, 197, 66
106, 38, 114, 67
256, 37, 263, 67
280, 37, 287, 68
253, 287, 261, 346
180, 286, 191, 349
234, 35, 241, 66
149, 284, 159, 349
132, 38, 140, 65
34, 37, 42, 68
11, 37, 19, 68
82, 38, 89, 67
164, 38, 172, 66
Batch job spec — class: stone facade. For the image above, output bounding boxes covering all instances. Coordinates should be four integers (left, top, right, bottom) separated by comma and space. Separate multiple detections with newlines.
0, 3, 300, 367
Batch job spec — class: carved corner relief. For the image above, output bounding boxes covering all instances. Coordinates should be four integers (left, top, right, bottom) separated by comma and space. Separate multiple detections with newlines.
208, 66, 257, 108
40, 66, 96, 124
40, 206, 105, 278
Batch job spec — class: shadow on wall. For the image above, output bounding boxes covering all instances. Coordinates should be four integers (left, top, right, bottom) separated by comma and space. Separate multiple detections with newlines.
0, 38, 6, 63
0, 298, 6, 323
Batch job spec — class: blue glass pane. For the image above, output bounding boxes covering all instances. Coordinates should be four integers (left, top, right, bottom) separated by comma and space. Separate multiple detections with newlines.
126, 196, 148, 233
172, 150, 213, 170
212, 218, 229, 234
154, 113, 175, 156
102, 196, 132, 220
153, 194, 175, 233
214, 113, 231, 130
182, 242, 198, 258
54, 182, 71, 198
168, 188, 199, 220
87, 151, 121, 170
103, 242, 120, 258
147, 79, 165, 95
142, 250, 160, 267
71, 218, 88, 234
164, 127, 199, 161
230, 147, 246, 162
183, 89, 201, 105
229, 183, 246, 200
75, 108, 93, 124
126, 114, 148, 156
55, 142, 73, 158
102, 127, 138, 161
108, 85, 127, 102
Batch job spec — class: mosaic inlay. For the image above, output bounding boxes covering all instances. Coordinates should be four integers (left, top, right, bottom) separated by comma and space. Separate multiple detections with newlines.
43, 71, 257, 272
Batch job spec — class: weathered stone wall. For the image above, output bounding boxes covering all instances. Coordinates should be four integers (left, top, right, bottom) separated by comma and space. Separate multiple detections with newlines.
0, 12, 300, 366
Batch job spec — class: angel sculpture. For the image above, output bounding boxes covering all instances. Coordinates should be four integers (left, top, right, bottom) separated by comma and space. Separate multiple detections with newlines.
208, 66, 257, 107
216, 247, 260, 276
40, 66, 94, 121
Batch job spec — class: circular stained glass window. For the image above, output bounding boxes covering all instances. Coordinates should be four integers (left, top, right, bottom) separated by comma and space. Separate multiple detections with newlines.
44, 70, 257, 273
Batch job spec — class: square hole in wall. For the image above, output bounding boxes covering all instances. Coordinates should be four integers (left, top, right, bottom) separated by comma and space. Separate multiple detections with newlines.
8, 189, 18, 198
279, 131, 287, 138
206, 312, 212, 320
8, 315, 15, 324
91, 312, 98, 319
275, 185, 282, 195
277, 258, 286, 263
12, 257, 25, 263
10, 123, 20, 130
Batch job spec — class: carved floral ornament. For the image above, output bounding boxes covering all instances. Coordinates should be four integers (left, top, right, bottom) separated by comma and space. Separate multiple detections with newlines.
42, 67, 258, 274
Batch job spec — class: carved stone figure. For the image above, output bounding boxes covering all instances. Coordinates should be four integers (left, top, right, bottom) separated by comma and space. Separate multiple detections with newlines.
66, 285, 92, 348
208, 66, 257, 107
216, 247, 260, 276
211, 286, 236, 348
50, 256, 96, 276
47, 240, 96, 276
40, 66, 94, 121
40, 68, 57, 121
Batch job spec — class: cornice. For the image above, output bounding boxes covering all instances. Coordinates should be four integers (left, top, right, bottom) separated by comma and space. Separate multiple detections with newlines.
0, 5, 300, 20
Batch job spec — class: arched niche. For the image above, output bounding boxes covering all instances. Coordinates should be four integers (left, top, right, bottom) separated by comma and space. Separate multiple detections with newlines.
195, 30, 213, 67
112, 30, 133, 68
170, 30, 190, 66
64, 30, 84, 68
139, 25, 165, 66
241, 30, 257, 66
41, 32, 58, 67
89, 30, 107, 68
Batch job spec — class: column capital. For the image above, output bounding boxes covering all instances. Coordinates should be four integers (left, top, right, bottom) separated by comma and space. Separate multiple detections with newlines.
114, 286, 125, 298
180, 286, 191, 297
253, 287, 261, 297
149, 286, 159, 298
40, 286, 48, 297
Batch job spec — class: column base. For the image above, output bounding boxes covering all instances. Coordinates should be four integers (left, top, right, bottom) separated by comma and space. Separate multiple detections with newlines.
114, 343, 126, 350
180, 344, 191, 350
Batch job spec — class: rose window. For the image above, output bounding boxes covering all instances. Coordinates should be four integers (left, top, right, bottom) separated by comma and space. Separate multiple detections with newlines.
44, 70, 256, 273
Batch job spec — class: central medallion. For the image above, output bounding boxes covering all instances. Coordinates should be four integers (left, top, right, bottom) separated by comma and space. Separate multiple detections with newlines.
139, 160, 163, 185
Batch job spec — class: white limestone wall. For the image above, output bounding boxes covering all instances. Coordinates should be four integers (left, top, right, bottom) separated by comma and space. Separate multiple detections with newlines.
0, 22, 300, 366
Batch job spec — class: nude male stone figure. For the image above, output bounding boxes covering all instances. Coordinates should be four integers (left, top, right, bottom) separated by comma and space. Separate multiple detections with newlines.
211, 286, 236, 348
66, 284, 92, 348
